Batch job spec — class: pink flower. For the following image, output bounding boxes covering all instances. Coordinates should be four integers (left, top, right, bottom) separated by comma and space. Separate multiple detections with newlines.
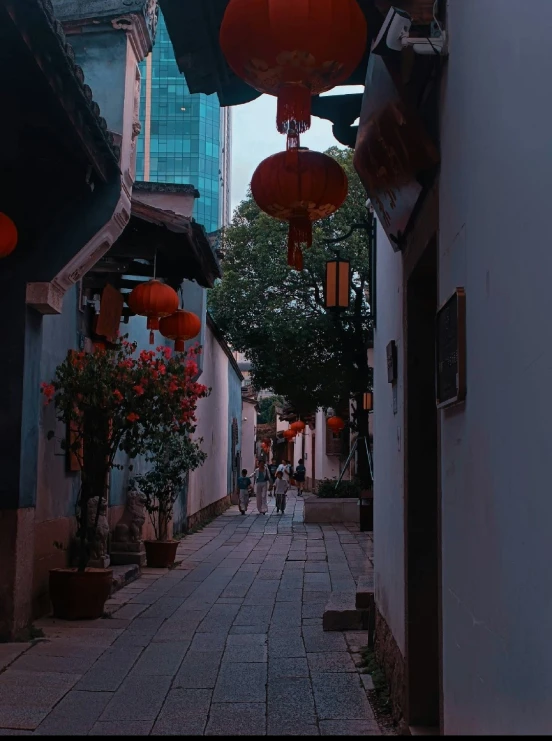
163, 346, 172, 360
127, 413, 140, 423
158, 363, 167, 376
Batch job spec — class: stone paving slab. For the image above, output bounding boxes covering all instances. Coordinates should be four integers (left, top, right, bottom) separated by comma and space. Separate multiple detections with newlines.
0, 493, 380, 736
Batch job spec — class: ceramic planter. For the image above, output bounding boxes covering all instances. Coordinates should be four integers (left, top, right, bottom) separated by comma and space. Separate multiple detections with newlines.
144, 540, 178, 568
49, 568, 113, 620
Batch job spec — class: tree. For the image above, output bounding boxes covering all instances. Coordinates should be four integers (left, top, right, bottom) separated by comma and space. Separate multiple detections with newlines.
209, 147, 374, 485
258, 395, 285, 424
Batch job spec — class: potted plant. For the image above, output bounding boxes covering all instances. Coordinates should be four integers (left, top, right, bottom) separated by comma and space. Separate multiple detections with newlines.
132, 431, 207, 567
41, 337, 208, 619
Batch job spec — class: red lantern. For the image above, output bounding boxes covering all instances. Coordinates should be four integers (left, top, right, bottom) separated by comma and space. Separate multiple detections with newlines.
290, 420, 305, 435
251, 149, 348, 270
283, 429, 295, 441
0, 213, 18, 258
128, 280, 179, 345
159, 310, 201, 352
220, 0, 367, 137
327, 416, 345, 434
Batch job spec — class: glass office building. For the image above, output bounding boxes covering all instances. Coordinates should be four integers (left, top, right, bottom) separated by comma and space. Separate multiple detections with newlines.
136, 13, 231, 232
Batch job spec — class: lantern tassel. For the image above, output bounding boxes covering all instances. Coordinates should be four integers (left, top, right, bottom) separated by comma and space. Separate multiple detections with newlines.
277, 83, 311, 135
149, 330, 155, 345
287, 217, 311, 271
175, 339, 185, 352
286, 128, 300, 167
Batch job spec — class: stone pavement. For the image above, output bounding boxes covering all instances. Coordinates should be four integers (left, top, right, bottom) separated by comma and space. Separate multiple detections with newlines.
0, 491, 381, 736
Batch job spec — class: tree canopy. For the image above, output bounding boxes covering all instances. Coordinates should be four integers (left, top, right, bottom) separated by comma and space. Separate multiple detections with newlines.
209, 146, 373, 418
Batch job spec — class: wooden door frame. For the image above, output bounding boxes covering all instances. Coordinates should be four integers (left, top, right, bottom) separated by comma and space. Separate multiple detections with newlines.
401, 184, 443, 733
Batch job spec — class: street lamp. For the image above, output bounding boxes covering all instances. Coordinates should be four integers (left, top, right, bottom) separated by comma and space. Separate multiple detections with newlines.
325, 250, 351, 310
363, 391, 373, 412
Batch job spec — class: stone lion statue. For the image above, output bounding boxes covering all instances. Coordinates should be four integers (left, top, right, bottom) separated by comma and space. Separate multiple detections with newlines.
113, 490, 146, 544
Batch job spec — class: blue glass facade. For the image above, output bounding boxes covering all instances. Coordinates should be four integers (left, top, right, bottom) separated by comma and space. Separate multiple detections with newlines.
136, 13, 222, 233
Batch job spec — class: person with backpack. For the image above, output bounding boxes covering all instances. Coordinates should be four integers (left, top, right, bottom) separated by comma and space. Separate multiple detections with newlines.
295, 458, 306, 496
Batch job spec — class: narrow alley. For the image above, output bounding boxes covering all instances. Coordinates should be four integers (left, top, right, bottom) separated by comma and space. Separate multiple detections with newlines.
0, 493, 383, 736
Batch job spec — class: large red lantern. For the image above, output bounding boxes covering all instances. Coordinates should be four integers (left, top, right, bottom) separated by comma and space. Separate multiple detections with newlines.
327, 416, 345, 434
0, 213, 18, 258
290, 420, 305, 435
220, 0, 367, 137
283, 429, 295, 441
128, 279, 179, 345
159, 310, 201, 352
251, 148, 348, 270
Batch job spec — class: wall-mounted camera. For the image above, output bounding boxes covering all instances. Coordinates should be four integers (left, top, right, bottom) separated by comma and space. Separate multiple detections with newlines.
371, 6, 448, 58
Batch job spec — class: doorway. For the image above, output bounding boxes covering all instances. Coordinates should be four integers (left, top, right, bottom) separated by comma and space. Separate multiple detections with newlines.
404, 237, 441, 728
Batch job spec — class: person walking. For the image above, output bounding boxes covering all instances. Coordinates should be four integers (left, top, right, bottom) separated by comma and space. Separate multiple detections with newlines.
237, 468, 252, 515
252, 460, 271, 515
268, 458, 278, 497
273, 471, 289, 514
285, 460, 294, 491
295, 458, 306, 496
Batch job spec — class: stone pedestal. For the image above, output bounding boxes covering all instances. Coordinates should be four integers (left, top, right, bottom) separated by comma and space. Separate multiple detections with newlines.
88, 555, 111, 569
110, 542, 146, 567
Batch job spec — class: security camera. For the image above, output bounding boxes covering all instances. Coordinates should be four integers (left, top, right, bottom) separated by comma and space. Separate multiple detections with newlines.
371, 7, 412, 55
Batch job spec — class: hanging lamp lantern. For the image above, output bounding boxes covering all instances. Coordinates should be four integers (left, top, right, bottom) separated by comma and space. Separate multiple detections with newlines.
325, 251, 351, 310
290, 420, 306, 435
127, 279, 179, 345
0, 213, 18, 259
159, 309, 201, 352
251, 148, 348, 270
220, 0, 367, 139
283, 429, 295, 441
327, 416, 345, 434
363, 392, 373, 412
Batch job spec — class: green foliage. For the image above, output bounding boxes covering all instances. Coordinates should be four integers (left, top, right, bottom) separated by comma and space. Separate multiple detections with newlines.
41, 338, 209, 569
131, 432, 207, 541
359, 646, 393, 720
257, 394, 284, 424
316, 478, 363, 499
209, 147, 373, 417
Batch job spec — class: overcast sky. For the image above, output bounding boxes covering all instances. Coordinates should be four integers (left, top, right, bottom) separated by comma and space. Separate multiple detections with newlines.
229, 87, 363, 215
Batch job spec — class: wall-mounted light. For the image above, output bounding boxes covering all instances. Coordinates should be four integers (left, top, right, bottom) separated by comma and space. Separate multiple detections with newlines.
325, 250, 351, 310
363, 392, 373, 412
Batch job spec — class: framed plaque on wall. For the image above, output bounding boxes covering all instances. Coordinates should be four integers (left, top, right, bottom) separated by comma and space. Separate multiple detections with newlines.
435, 288, 466, 409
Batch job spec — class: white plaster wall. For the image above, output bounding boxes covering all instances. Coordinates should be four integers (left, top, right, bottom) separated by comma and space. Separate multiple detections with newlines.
187, 323, 229, 516
241, 399, 257, 476
373, 220, 405, 655
314, 410, 341, 481
438, 1, 552, 733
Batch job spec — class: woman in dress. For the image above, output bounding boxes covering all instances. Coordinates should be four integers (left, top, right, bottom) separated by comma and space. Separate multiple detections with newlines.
252, 460, 271, 515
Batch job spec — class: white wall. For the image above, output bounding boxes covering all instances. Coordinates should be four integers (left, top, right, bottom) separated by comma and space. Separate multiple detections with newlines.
438, 1, 552, 733
188, 323, 229, 516
314, 409, 341, 481
373, 220, 405, 654
241, 398, 257, 476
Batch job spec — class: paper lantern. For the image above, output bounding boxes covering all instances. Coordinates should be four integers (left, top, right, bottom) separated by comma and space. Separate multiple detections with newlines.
363, 392, 373, 412
327, 416, 345, 434
251, 148, 348, 270
220, 0, 367, 137
325, 253, 351, 310
290, 420, 305, 435
283, 429, 295, 441
159, 310, 201, 352
0, 213, 18, 258
128, 280, 179, 344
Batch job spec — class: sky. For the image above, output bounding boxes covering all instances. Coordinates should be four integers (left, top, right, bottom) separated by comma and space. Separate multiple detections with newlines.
230, 87, 363, 214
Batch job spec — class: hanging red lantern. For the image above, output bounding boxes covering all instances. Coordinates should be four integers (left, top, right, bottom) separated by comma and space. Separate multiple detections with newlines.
0, 213, 18, 259
327, 416, 345, 434
127, 280, 179, 345
220, 0, 367, 138
159, 309, 201, 352
283, 429, 295, 441
290, 420, 305, 435
251, 148, 348, 270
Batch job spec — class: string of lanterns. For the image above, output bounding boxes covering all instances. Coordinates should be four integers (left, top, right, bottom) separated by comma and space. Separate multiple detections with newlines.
220, 0, 368, 271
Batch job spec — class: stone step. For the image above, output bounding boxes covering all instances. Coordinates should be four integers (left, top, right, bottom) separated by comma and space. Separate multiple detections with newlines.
356, 573, 375, 610
111, 564, 140, 594
323, 592, 371, 631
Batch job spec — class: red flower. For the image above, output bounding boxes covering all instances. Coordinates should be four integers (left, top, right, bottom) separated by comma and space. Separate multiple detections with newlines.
127, 413, 140, 423
168, 381, 179, 394
40, 383, 55, 403
133, 385, 145, 396
163, 346, 172, 360
113, 389, 123, 402
158, 363, 167, 376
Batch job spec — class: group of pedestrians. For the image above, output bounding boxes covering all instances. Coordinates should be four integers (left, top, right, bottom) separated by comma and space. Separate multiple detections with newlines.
236, 457, 307, 516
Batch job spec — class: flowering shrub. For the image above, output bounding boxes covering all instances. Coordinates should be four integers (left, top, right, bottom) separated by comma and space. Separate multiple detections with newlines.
132, 433, 207, 542
41, 336, 209, 569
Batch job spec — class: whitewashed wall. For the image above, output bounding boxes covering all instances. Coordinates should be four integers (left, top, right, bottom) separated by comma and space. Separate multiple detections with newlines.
438, 1, 552, 733
241, 398, 257, 476
373, 220, 405, 654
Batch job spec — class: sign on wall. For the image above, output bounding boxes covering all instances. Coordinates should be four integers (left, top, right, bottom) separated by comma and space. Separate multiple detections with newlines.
435, 288, 466, 409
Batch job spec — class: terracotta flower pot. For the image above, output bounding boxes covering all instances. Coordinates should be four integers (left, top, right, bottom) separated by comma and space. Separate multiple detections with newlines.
49, 568, 113, 620
144, 540, 179, 568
